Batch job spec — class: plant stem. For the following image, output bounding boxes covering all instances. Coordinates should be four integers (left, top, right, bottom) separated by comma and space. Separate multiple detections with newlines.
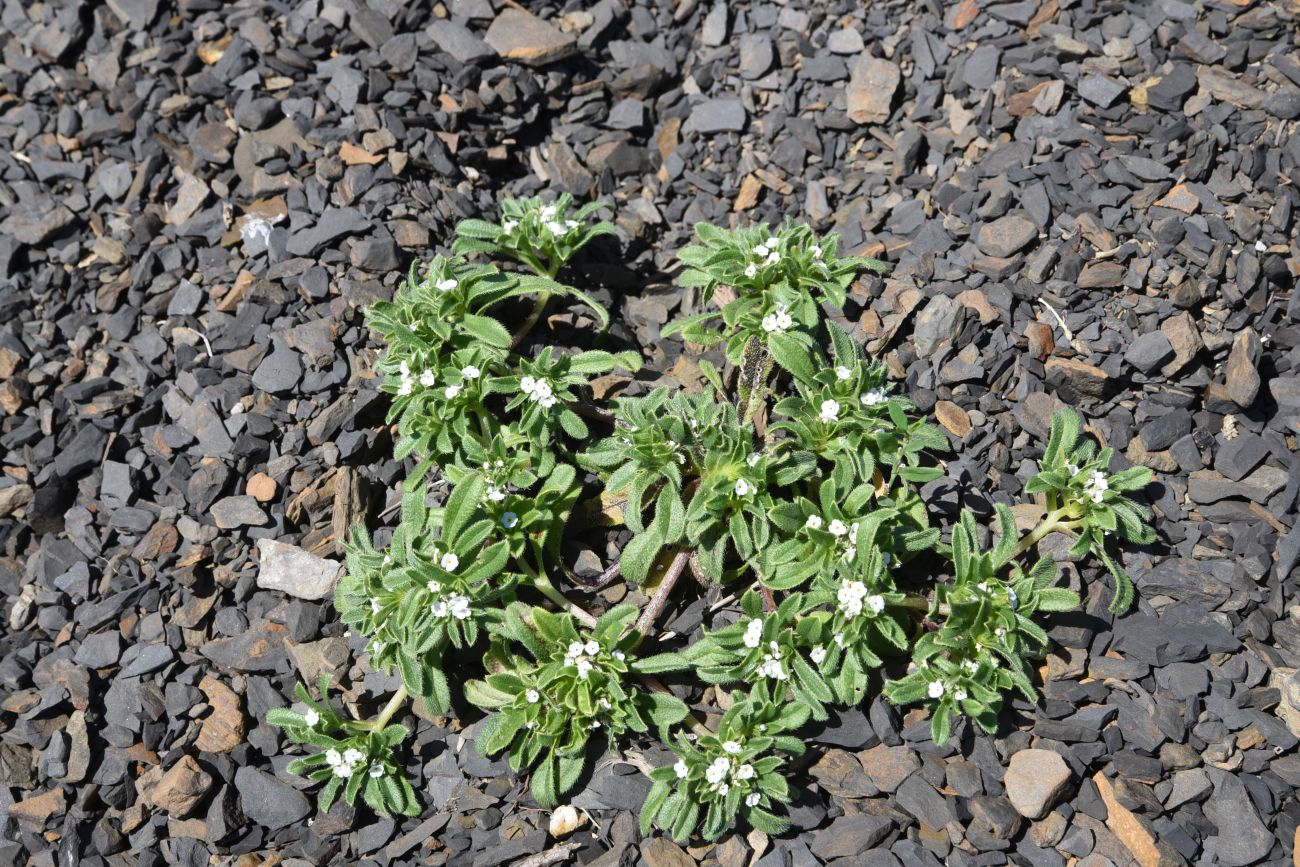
357, 685, 409, 731
532, 571, 598, 628
634, 550, 690, 638
897, 594, 951, 617
1011, 508, 1081, 559
738, 337, 772, 427
510, 290, 552, 349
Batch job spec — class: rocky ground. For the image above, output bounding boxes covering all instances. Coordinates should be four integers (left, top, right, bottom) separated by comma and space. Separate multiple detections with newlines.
2, 0, 1300, 864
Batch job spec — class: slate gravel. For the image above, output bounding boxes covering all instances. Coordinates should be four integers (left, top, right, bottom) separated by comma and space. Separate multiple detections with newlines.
3, 0, 1300, 865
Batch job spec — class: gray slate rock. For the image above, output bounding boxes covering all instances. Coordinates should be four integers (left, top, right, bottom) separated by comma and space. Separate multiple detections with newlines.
688, 98, 746, 134
286, 207, 371, 256
1215, 434, 1268, 481
1203, 769, 1273, 866
1125, 331, 1175, 374
427, 20, 496, 64
235, 766, 311, 830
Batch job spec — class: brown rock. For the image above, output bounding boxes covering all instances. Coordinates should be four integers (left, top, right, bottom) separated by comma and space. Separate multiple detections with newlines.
1225, 329, 1262, 408
811, 749, 875, 798
641, 837, 694, 867
1077, 260, 1126, 288
9, 788, 65, 829
935, 401, 971, 438
339, 141, 383, 166
950, 0, 979, 28
1045, 357, 1109, 398
196, 676, 245, 754
0, 484, 33, 517
976, 215, 1038, 258
1154, 183, 1199, 214
847, 56, 899, 124
1025, 321, 1055, 362
246, 472, 277, 502
1093, 772, 1181, 867
956, 288, 999, 324
0, 347, 20, 378
857, 743, 918, 794
484, 8, 576, 66
152, 755, 213, 816
734, 174, 763, 211
1005, 749, 1072, 818
393, 220, 429, 249
1160, 311, 1202, 374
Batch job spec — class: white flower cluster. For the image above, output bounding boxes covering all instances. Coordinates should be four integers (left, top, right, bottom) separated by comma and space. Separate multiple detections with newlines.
860, 386, 887, 407
325, 746, 376, 779
818, 399, 840, 423
754, 639, 787, 681
396, 360, 437, 397
1084, 469, 1108, 503
743, 238, 781, 278
761, 304, 793, 334
733, 477, 754, 497
520, 375, 558, 409
741, 618, 764, 649
538, 203, 580, 237
564, 639, 602, 680
701, 743, 758, 801
426, 578, 471, 621
837, 579, 885, 619
809, 516, 860, 561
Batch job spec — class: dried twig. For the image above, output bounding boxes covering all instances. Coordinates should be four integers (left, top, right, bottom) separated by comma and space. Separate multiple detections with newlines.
634, 550, 691, 636
513, 840, 582, 867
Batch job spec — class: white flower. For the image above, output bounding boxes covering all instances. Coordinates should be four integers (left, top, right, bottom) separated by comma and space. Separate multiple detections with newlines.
589, 720, 601, 729
540, 204, 558, 221
674, 761, 689, 779
344, 748, 364, 765
723, 740, 742, 754
775, 308, 793, 329
963, 659, 979, 673
860, 387, 887, 406
370, 598, 382, 614
448, 594, 471, 620
928, 680, 946, 699
837, 580, 869, 618
848, 522, 859, 543
756, 653, 787, 680
612, 650, 625, 661
955, 689, 968, 702
805, 515, 823, 530
419, 369, 437, 387
1067, 463, 1080, 476
764, 250, 781, 266
746, 792, 761, 807
546, 221, 566, 235
521, 375, 537, 393
828, 519, 848, 537
566, 220, 579, 231
734, 478, 752, 497
575, 659, 594, 680
441, 552, 459, 571
754, 242, 770, 256
369, 764, 384, 778
744, 263, 759, 278
1084, 470, 1109, 503
835, 365, 852, 380
325, 749, 342, 766
810, 245, 823, 260
736, 763, 754, 780
526, 689, 540, 703
717, 782, 730, 796
334, 763, 353, 778
436, 278, 458, 292
486, 487, 506, 502
445, 384, 463, 400
746, 452, 762, 467
426, 580, 441, 593
866, 594, 885, 615
743, 619, 764, 649
304, 709, 320, 727
819, 399, 840, 422
431, 600, 449, 617
833, 632, 845, 646
567, 642, 586, 658
761, 313, 780, 332
502, 219, 518, 232
705, 758, 730, 785
584, 640, 600, 656
810, 645, 826, 664
461, 365, 481, 380
501, 512, 519, 528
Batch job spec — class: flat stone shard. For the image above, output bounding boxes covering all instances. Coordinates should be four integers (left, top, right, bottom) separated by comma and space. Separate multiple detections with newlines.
976, 215, 1037, 258
151, 755, 213, 816
847, 56, 899, 123
256, 538, 343, 600
1004, 749, 1071, 818
484, 8, 577, 66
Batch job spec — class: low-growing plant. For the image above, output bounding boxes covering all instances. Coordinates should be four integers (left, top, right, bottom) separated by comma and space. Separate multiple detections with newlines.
266, 201, 1156, 840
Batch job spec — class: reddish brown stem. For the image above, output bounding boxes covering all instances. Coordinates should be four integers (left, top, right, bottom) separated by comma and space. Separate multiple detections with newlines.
634, 550, 691, 637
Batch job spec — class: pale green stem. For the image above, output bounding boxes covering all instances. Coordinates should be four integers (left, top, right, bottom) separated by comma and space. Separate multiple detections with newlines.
1011, 507, 1083, 558
356, 685, 409, 732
